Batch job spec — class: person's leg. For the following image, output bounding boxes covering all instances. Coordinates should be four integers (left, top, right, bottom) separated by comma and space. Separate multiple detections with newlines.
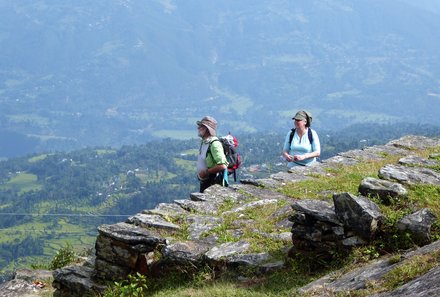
200, 180, 209, 192
200, 175, 216, 192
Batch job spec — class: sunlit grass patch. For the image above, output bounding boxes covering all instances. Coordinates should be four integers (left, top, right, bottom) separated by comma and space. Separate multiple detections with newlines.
28, 154, 49, 163
129, 169, 176, 183
174, 157, 195, 171
280, 159, 398, 200
211, 86, 254, 116
196, 197, 290, 255
240, 200, 287, 233
0, 219, 95, 249
245, 231, 286, 255
377, 250, 440, 291
407, 184, 440, 218
420, 147, 440, 158
228, 201, 290, 254
0, 172, 42, 194
45, 234, 95, 255
95, 149, 117, 155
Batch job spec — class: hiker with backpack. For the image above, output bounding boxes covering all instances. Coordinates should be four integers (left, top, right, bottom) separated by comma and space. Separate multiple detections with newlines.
196, 116, 229, 192
282, 110, 321, 169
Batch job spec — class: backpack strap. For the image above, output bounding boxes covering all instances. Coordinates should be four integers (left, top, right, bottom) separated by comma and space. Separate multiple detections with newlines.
308, 128, 313, 144
289, 128, 313, 146
289, 128, 295, 146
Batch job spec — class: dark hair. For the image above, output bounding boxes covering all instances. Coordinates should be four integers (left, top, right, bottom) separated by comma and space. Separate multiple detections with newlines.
304, 111, 312, 127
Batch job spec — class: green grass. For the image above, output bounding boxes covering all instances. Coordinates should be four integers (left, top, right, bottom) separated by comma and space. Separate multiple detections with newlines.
0, 172, 42, 194
279, 158, 399, 200
95, 149, 117, 155
110, 262, 319, 297
174, 157, 195, 171
407, 184, 440, 218
134, 170, 173, 183
380, 250, 440, 290
0, 218, 96, 272
0, 219, 95, 246
211, 86, 254, 116
28, 154, 49, 163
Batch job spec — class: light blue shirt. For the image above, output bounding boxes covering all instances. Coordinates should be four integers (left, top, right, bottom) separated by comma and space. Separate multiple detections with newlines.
283, 128, 320, 167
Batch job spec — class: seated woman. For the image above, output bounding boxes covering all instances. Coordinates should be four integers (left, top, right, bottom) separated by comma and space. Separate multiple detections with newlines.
282, 110, 321, 169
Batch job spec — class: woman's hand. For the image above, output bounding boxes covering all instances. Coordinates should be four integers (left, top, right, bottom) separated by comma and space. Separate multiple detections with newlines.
283, 151, 293, 162
293, 154, 306, 161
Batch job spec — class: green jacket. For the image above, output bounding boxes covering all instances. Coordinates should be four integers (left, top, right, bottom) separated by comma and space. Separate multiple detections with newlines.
204, 137, 228, 168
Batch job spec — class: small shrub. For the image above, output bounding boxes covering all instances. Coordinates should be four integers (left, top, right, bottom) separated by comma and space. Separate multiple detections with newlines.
49, 243, 76, 270
362, 246, 381, 260
191, 265, 216, 287
103, 272, 149, 297
388, 254, 402, 265
432, 221, 440, 241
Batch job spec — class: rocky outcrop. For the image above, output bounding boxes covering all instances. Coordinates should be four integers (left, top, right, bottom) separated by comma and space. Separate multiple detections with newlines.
52, 266, 105, 297
288, 192, 387, 258
299, 240, 440, 295
334, 192, 385, 239
0, 269, 53, 297
10, 135, 440, 297
94, 222, 167, 280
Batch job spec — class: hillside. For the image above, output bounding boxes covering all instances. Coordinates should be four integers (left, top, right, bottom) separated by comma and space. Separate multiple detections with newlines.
0, 124, 439, 276
0, 138, 197, 273
1, 135, 437, 296
57, 135, 440, 296
1, 1, 440, 156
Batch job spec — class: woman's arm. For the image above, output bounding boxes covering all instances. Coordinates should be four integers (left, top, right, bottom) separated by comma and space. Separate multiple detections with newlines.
282, 131, 293, 161
294, 150, 320, 161
282, 150, 293, 162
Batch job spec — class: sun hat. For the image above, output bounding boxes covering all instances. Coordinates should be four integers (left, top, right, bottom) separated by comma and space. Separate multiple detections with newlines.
292, 110, 312, 127
196, 116, 217, 136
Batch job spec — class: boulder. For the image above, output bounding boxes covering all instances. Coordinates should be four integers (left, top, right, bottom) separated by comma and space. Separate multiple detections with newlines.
94, 222, 166, 280
52, 266, 106, 297
358, 177, 407, 202
397, 208, 437, 245
333, 193, 385, 239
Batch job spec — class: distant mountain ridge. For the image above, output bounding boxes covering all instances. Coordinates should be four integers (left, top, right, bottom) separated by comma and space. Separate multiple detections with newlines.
0, 0, 439, 156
